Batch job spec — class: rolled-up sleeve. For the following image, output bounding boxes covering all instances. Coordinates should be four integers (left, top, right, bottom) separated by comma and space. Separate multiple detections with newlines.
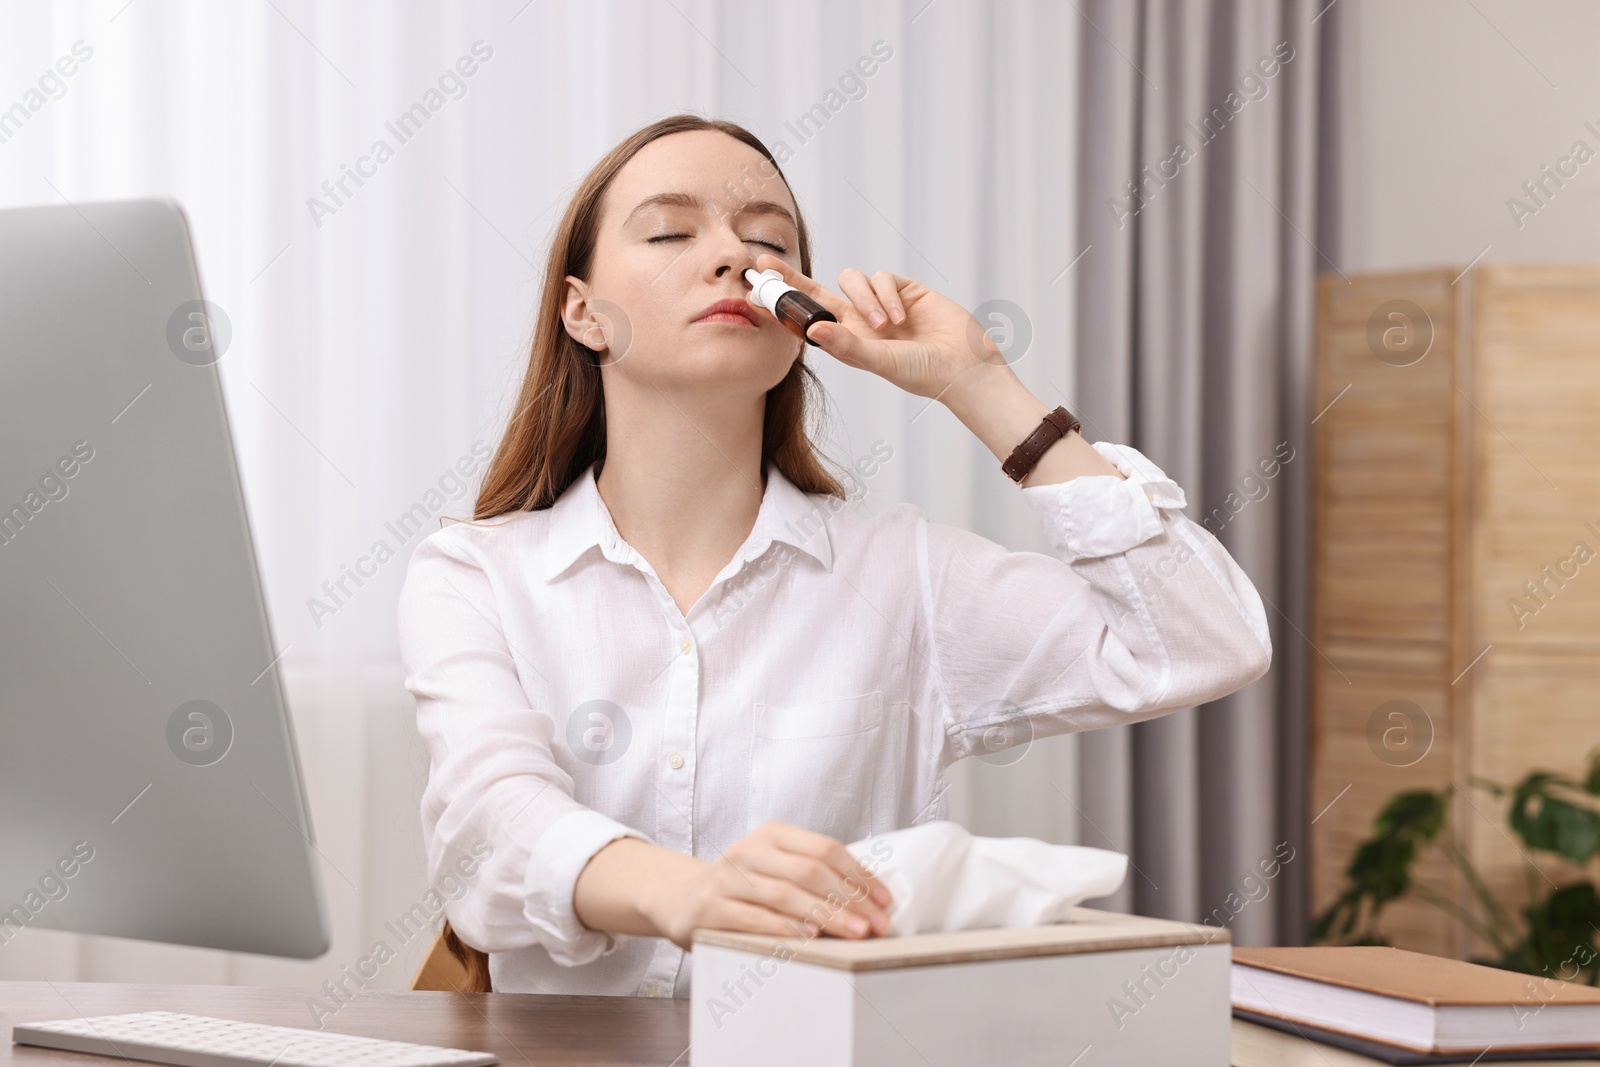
397, 527, 652, 966
919, 441, 1273, 763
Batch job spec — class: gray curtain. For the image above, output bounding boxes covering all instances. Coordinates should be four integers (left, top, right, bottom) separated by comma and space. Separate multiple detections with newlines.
1069, 0, 1343, 946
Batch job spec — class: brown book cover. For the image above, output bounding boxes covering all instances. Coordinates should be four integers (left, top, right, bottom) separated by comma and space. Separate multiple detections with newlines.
1233, 947, 1600, 1008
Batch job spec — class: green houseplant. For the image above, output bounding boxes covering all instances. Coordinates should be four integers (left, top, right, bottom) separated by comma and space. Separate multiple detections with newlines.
1313, 747, 1600, 984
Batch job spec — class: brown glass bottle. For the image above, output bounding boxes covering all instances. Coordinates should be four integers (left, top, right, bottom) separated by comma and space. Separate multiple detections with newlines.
744, 268, 838, 347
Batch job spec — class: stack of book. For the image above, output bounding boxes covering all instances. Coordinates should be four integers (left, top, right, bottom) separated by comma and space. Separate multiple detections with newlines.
1231, 946, 1600, 1066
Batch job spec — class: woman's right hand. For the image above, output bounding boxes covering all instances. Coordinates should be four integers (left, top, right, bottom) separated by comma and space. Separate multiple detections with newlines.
646, 821, 894, 951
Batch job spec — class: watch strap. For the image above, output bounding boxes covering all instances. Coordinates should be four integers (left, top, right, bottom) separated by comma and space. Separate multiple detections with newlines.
1000, 405, 1082, 483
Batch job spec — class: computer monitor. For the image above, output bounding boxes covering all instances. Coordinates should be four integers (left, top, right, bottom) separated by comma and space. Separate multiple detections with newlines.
0, 198, 329, 959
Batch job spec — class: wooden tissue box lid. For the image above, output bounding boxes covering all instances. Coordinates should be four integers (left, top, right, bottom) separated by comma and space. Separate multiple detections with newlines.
692, 906, 1227, 973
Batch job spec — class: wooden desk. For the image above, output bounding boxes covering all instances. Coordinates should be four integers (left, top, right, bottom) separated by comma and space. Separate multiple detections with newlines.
1, 982, 690, 1066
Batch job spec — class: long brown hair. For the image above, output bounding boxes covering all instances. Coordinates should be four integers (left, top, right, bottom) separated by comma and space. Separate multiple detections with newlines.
443, 115, 847, 991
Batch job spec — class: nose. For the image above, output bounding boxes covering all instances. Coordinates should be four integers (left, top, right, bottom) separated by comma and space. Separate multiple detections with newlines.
713, 255, 756, 283
708, 225, 758, 283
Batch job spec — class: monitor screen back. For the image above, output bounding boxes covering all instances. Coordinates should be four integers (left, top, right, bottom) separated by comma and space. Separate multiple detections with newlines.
0, 198, 329, 959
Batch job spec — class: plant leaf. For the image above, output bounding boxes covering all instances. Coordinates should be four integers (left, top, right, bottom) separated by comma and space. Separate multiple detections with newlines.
1516, 882, 1600, 982
1511, 773, 1600, 865
1584, 747, 1600, 797
1311, 788, 1449, 945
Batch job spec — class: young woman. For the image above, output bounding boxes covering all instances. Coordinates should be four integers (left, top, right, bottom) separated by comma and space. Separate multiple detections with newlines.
397, 114, 1272, 995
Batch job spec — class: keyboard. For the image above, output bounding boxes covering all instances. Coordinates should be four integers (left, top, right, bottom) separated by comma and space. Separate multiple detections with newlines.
13, 1010, 498, 1066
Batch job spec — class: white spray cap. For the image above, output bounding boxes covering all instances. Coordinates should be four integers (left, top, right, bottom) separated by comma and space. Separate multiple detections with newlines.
744, 268, 795, 315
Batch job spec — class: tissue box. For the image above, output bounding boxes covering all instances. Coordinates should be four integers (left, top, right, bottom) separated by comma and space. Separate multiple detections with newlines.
690, 907, 1231, 1067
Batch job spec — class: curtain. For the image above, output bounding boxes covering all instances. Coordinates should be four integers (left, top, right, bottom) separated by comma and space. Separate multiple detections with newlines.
0, 0, 1334, 986
1061, 0, 1339, 944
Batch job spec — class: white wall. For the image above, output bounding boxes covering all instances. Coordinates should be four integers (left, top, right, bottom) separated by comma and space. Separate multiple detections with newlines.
1341, 0, 1600, 273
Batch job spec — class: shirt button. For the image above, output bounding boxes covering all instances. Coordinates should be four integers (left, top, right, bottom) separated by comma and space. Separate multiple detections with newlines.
679, 636, 692, 655
667, 752, 684, 770
644, 985, 661, 997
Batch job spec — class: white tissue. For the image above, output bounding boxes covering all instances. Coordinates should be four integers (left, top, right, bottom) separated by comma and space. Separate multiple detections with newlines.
844, 821, 1128, 936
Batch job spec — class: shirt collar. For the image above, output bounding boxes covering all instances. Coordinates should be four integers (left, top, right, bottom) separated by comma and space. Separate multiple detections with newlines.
539, 459, 834, 583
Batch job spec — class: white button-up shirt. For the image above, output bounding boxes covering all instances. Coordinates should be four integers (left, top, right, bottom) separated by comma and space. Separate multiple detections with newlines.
397, 441, 1272, 996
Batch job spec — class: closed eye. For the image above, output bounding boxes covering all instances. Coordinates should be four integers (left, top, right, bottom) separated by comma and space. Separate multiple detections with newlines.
649, 233, 790, 253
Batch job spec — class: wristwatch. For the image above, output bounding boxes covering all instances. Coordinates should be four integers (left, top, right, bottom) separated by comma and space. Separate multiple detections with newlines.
1001, 405, 1082, 483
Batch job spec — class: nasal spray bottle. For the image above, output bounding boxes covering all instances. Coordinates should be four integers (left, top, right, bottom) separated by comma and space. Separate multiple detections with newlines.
744, 268, 838, 347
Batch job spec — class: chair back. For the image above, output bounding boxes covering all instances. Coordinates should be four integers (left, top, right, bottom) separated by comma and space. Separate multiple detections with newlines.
409, 925, 488, 991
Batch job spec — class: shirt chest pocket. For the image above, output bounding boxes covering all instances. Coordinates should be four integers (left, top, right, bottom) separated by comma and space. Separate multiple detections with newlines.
748, 690, 891, 843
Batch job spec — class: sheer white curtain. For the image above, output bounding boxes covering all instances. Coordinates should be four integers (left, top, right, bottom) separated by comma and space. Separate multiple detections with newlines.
1, 0, 1286, 989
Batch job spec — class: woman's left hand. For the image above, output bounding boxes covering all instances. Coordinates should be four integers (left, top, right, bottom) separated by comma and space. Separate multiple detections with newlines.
748, 253, 1013, 402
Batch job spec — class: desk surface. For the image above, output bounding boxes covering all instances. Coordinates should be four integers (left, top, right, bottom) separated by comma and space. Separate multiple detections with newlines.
0, 982, 690, 1066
